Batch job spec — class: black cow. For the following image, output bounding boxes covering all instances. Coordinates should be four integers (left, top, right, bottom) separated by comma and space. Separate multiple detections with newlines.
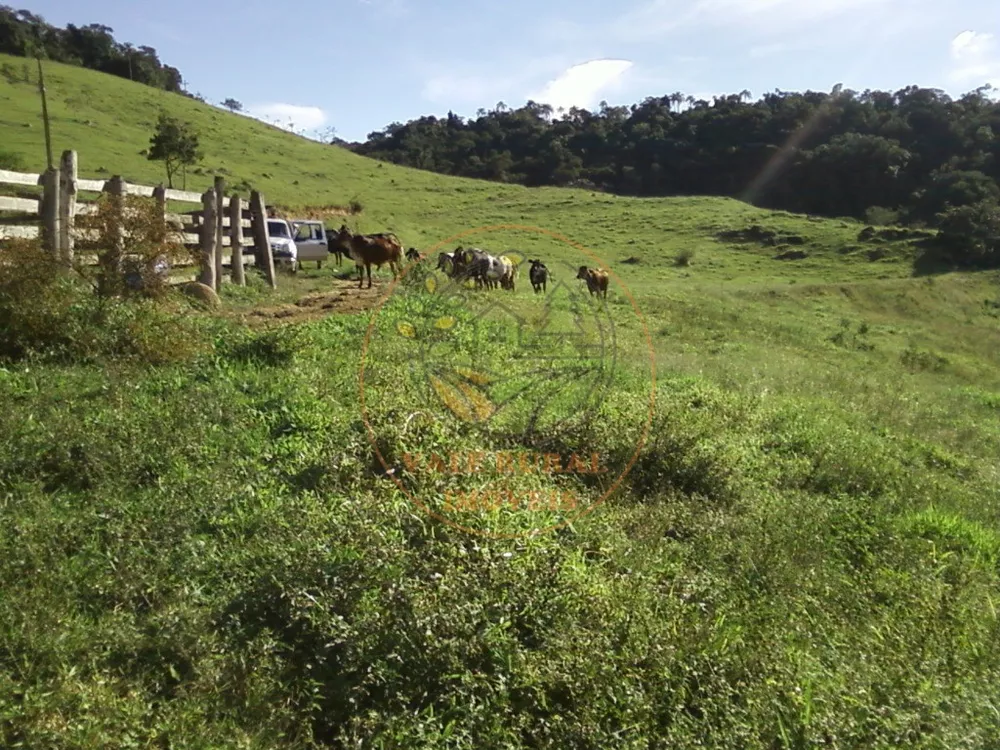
528, 259, 549, 294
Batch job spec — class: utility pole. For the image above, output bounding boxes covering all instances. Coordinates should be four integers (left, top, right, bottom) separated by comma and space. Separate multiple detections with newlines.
36, 56, 53, 170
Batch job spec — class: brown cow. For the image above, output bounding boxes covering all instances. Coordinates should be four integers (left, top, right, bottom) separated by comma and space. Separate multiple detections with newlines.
576, 266, 609, 299
337, 224, 403, 289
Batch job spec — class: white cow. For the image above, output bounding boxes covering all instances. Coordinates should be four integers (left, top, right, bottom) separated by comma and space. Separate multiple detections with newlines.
498, 255, 518, 291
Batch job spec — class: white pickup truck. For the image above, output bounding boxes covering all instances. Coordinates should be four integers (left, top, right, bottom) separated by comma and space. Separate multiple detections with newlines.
264, 218, 298, 272
292, 220, 331, 269
240, 218, 330, 272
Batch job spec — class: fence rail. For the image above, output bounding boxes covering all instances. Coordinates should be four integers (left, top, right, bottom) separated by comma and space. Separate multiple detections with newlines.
0, 151, 278, 290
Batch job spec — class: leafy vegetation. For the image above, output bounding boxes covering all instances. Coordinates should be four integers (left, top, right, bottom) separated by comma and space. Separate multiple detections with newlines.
0, 237, 210, 364
0, 5, 184, 92
147, 112, 203, 189
352, 87, 1000, 243
1, 53, 1000, 748
935, 200, 1000, 267
76, 193, 194, 298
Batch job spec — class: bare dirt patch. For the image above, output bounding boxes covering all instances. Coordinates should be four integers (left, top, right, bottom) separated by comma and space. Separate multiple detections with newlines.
236, 276, 387, 327
269, 204, 357, 222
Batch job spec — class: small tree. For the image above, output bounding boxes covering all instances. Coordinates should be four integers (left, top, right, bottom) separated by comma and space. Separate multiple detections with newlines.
147, 112, 202, 189
221, 98, 243, 113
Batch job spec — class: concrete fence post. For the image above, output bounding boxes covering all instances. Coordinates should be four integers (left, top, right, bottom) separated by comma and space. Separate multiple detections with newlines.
40, 166, 60, 257
213, 175, 225, 291
250, 190, 276, 289
229, 193, 245, 286
199, 189, 217, 289
58, 149, 76, 266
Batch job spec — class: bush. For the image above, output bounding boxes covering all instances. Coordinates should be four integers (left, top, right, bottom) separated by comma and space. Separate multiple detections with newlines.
901, 345, 948, 373
915, 169, 1000, 223
932, 200, 1000, 268
864, 206, 900, 226
674, 248, 695, 266
0, 237, 208, 365
0, 238, 82, 360
76, 193, 194, 298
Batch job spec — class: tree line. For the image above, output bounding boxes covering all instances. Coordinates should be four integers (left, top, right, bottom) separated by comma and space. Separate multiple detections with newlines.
351, 85, 1000, 259
0, 6, 185, 93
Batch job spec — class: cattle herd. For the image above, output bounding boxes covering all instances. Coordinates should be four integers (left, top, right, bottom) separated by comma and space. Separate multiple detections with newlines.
331, 223, 608, 300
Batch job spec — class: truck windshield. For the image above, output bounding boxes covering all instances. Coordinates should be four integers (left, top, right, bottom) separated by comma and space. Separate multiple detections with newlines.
268, 221, 289, 238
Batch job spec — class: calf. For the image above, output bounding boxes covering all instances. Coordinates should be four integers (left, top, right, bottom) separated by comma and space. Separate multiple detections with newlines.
576, 265, 609, 299
405, 247, 422, 262
528, 259, 549, 294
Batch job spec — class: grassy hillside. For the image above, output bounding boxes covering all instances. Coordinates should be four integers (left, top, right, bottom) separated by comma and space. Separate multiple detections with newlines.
2, 55, 1000, 747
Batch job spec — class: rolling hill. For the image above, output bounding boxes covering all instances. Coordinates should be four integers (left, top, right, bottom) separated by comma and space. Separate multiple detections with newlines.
2, 53, 1000, 748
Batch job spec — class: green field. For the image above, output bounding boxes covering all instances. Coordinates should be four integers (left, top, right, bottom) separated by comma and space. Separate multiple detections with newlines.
2, 54, 1000, 748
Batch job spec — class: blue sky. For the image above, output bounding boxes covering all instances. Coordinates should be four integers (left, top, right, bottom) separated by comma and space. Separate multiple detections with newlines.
23, 0, 1000, 142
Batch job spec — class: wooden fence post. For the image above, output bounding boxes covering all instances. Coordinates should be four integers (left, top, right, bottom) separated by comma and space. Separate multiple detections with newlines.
213, 175, 225, 290
199, 189, 217, 289
108, 174, 125, 267
250, 190, 276, 289
40, 166, 60, 256
58, 150, 76, 266
229, 193, 245, 286
153, 183, 167, 221
152, 183, 169, 276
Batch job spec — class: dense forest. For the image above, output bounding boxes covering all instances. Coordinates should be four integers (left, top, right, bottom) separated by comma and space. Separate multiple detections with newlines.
352, 86, 1000, 234
0, 6, 184, 93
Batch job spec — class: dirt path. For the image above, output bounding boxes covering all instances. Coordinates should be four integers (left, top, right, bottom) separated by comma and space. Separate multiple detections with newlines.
236, 276, 390, 327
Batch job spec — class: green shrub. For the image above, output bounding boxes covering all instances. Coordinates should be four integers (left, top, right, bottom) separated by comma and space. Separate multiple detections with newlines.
932, 200, 1000, 268
828, 318, 875, 351
900, 345, 948, 373
0, 237, 208, 365
0, 238, 82, 360
76, 193, 193, 298
864, 206, 900, 226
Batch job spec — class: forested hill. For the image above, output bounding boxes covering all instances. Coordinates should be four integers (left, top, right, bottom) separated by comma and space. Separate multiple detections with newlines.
0, 5, 184, 93
351, 86, 1000, 228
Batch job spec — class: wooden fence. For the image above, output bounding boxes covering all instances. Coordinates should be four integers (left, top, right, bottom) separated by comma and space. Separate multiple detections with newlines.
0, 150, 279, 290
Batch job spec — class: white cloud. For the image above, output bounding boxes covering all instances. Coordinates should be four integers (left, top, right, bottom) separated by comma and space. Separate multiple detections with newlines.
951, 29, 993, 60
526, 60, 634, 113
949, 30, 1000, 87
247, 103, 327, 133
